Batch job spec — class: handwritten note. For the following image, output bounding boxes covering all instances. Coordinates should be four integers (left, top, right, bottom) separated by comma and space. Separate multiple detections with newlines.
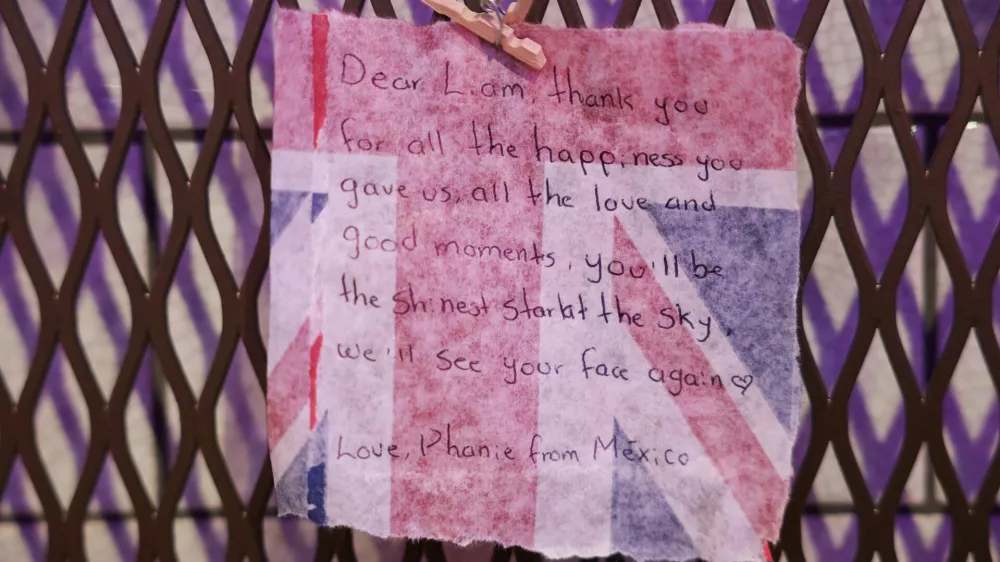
268, 9, 801, 561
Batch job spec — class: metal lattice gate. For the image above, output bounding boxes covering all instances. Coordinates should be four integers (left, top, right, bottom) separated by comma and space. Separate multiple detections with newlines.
0, 0, 998, 560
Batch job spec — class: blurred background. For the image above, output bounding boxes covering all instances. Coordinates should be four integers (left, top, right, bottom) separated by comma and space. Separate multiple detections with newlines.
1, 0, 999, 560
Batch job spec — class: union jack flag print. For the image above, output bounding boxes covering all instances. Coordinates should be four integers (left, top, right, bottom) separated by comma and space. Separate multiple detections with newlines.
268, 8, 801, 561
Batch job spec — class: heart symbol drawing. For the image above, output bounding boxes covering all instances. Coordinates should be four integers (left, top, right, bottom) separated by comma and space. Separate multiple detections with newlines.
731, 375, 754, 395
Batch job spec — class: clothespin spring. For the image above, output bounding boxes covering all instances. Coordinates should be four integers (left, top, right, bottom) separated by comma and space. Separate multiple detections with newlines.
480, 0, 506, 46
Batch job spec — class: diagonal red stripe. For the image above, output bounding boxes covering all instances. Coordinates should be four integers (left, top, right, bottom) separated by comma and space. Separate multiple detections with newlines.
267, 319, 313, 450
612, 218, 787, 539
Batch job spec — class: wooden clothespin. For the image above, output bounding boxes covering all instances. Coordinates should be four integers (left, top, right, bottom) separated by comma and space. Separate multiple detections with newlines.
422, 0, 546, 70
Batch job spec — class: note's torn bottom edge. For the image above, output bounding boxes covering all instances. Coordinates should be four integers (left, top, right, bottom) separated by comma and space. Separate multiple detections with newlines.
274, 490, 789, 562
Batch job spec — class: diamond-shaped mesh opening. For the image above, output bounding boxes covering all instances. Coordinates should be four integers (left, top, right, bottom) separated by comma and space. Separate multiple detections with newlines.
943, 336, 998, 501
895, 219, 946, 390
112, 142, 153, 285
806, 0, 863, 115
34, 348, 90, 508
2, 0, 999, 559
158, 4, 215, 130
947, 122, 1000, 276
852, 122, 913, 281
0, 234, 39, 400
123, 346, 161, 504
848, 335, 905, 501
24, 143, 81, 289
901, 0, 960, 115
65, 2, 122, 133
208, 121, 265, 288
216, 341, 267, 504
165, 234, 223, 398
76, 231, 132, 398
802, 221, 858, 388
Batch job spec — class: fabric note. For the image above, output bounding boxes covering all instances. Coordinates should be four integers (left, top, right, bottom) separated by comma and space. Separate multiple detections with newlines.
267, 8, 801, 561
